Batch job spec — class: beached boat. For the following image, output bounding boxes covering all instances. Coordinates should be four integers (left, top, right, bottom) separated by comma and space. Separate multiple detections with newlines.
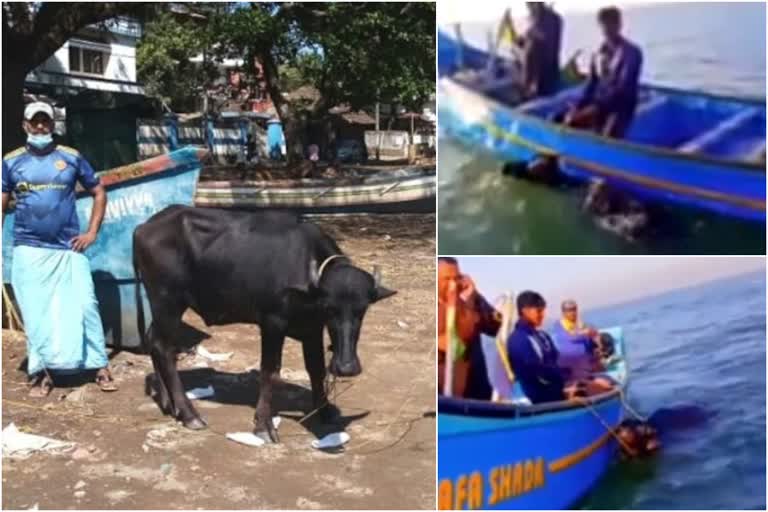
2, 147, 208, 349
194, 166, 436, 214
439, 32, 766, 222
439, 326, 628, 510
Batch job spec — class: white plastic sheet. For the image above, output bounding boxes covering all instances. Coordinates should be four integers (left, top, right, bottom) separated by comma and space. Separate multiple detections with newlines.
2, 423, 75, 459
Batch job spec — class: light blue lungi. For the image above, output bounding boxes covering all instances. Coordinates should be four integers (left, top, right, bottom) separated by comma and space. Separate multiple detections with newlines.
10, 245, 108, 375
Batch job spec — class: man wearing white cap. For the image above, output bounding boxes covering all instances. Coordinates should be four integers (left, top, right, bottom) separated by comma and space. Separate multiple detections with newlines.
2, 101, 117, 397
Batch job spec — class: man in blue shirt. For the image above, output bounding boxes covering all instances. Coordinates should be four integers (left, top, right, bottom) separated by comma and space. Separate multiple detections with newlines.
506, 291, 565, 404
2, 102, 116, 397
566, 6, 643, 138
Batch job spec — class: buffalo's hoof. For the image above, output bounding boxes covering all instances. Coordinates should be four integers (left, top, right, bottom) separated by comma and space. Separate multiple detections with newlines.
254, 418, 280, 443
182, 416, 208, 430
157, 397, 173, 415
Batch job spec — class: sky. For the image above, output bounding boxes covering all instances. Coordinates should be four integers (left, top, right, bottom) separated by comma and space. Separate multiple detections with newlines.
454, 256, 765, 312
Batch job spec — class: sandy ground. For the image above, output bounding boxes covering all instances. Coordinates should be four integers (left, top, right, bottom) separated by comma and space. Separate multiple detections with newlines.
1, 214, 436, 510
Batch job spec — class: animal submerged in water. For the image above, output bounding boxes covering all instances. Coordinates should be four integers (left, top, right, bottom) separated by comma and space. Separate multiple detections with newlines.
615, 419, 661, 458
614, 404, 715, 459
501, 160, 651, 241
582, 179, 650, 241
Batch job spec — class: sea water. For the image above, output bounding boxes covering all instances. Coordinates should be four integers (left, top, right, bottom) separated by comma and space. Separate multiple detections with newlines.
577, 271, 766, 509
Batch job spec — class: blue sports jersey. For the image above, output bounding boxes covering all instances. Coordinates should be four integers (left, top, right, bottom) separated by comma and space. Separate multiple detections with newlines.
2, 144, 100, 250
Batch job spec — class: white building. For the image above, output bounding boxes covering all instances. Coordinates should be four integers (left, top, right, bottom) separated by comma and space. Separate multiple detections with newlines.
25, 17, 145, 96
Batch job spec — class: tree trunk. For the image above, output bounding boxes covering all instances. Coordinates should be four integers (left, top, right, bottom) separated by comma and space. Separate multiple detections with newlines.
3, 62, 28, 154
256, 49, 305, 165
2, 4, 160, 155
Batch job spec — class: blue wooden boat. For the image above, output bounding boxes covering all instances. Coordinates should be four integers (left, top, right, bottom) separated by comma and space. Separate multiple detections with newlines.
439, 29, 494, 77
439, 32, 766, 222
439, 326, 628, 510
2, 147, 208, 349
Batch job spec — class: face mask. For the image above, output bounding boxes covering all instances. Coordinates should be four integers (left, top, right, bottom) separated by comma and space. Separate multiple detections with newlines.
27, 133, 53, 149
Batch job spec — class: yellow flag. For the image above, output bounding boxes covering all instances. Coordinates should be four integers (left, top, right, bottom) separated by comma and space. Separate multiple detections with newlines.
499, 10, 518, 46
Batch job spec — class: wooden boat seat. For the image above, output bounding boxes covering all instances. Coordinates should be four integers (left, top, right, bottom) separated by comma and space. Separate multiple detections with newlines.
678, 107, 761, 154
634, 94, 669, 117
519, 89, 669, 120
518, 88, 581, 115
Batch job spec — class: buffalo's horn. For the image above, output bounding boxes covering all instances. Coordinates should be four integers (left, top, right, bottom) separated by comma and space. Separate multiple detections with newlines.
309, 259, 320, 287
372, 265, 382, 287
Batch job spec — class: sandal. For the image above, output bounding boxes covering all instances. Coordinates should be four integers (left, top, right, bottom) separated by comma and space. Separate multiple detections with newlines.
29, 373, 54, 398
95, 369, 118, 392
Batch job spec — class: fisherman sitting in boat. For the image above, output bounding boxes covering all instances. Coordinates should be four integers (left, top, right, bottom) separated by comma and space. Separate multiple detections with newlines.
506, 291, 566, 404
564, 6, 643, 138
500, 2, 563, 99
552, 299, 615, 395
438, 257, 502, 399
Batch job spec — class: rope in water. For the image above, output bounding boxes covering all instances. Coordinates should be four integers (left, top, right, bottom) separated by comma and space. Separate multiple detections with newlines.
618, 388, 648, 422
574, 396, 637, 455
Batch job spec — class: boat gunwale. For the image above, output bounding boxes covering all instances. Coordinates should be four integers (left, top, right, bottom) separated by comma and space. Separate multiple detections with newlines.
441, 72, 766, 173
438, 29, 768, 107
92, 148, 208, 186
195, 172, 436, 191
438, 388, 621, 419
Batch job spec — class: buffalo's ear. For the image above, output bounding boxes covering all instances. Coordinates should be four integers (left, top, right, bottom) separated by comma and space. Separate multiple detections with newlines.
370, 285, 397, 304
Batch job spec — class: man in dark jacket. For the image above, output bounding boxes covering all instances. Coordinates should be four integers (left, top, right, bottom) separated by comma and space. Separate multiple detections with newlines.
506, 290, 565, 403
438, 257, 501, 400
521, 2, 563, 98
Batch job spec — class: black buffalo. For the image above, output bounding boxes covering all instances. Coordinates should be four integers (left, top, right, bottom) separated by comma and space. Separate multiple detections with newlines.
132, 206, 396, 441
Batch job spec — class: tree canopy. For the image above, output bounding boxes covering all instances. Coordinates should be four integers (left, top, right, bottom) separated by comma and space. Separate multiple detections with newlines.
2, 2, 159, 152
136, 12, 217, 112
4, 2, 436, 161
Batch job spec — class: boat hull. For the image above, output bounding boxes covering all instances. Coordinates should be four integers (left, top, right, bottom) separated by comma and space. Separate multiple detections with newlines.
3, 147, 207, 349
438, 393, 622, 510
440, 79, 766, 222
194, 169, 436, 214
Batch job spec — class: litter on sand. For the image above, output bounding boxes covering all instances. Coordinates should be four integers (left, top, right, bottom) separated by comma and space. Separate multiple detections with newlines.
225, 432, 266, 447
196, 345, 233, 362
2, 423, 76, 459
185, 385, 215, 400
225, 417, 282, 447
311, 432, 351, 450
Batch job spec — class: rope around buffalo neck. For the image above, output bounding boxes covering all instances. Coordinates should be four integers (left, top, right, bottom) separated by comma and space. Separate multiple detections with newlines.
317, 254, 349, 279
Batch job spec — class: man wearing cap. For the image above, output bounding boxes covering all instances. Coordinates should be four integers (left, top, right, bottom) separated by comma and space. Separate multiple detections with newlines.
553, 299, 616, 395
506, 290, 565, 404
2, 102, 116, 397
553, 299, 599, 350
